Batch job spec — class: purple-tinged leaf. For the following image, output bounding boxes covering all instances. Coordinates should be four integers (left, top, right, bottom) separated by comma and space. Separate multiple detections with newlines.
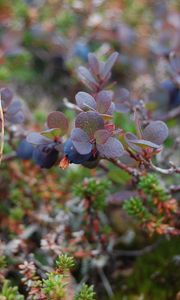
88, 53, 100, 75
125, 132, 161, 150
6, 100, 21, 115
8, 110, 24, 124
27, 132, 51, 145
41, 128, 61, 140
125, 133, 141, 152
1, 87, 13, 109
5, 99, 24, 124
101, 52, 119, 79
75, 92, 96, 111
143, 121, 169, 145
47, 111, 68, 134
106, 102, 115, 115
71, 128, 92, 155
129, 139, 161, 149
97, 137, 124, 158
94, 129, 111, 144
96, 90, 113, 114
75, 111, 104, 138
78, 66, 98, 90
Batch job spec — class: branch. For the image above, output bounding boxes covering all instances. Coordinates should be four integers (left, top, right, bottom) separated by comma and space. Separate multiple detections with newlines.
109, 158, 142, 177
150, 161, 180, 175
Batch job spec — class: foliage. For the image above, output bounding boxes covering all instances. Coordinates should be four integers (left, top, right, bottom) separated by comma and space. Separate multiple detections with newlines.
0, 280, 24, 300
75, 284, 96, 300
0, 1, 180, 299
74, 179, 111, 210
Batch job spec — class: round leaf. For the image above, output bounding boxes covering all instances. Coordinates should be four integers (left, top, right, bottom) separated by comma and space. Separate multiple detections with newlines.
97, 137, 124, 158
75, 92, 96, 111
71, 128, 92, 155
47, 111, 68, 134
143, 121, 169, 145
94, 129, 111, 144
75, 111, 104, 138
96, 90, 113, 114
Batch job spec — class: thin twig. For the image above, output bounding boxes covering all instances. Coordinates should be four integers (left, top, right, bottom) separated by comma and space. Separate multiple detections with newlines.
109, 158, 142, 177
150, 161, 180, 175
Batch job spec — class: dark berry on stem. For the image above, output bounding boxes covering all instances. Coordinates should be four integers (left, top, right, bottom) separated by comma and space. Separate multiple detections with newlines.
64, 139, 92, 164
33, 143, 59, 169
17, 139, 34, 160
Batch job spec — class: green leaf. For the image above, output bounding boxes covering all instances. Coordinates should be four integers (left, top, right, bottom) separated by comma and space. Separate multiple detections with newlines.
41, 128, 61, 140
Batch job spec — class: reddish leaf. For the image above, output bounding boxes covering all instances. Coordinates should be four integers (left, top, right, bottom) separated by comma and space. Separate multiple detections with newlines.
94, 129, 111, 144
75, 111, 104, 138
47, 111, 68, 134
97, 137, 124, 158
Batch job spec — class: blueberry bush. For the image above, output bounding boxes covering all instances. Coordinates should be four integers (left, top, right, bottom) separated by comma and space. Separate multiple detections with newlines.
0, 1, 180, 299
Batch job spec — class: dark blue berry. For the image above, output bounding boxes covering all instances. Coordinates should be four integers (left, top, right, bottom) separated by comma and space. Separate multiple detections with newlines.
32, 143, 59, 169
64, 139, 92, 164
17, 139, 34, 160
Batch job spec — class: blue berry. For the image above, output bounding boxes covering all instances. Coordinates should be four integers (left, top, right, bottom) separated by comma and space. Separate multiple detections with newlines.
64, 139, 92, 164
33, 143, 59, 169
17, 139, 34, 160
